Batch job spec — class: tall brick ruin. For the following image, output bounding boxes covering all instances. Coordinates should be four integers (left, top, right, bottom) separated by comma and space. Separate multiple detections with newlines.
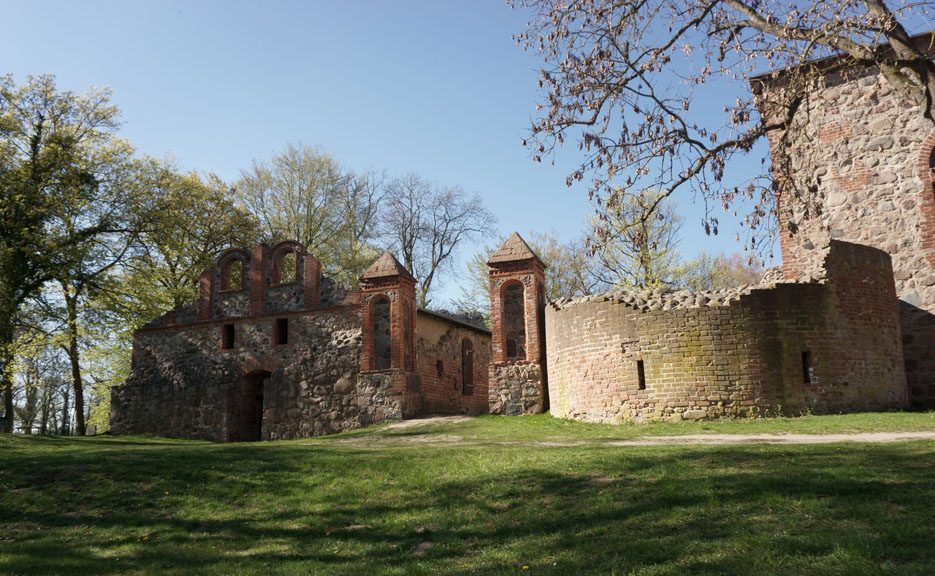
751, 34, 935, 407
487, 233, 548, 414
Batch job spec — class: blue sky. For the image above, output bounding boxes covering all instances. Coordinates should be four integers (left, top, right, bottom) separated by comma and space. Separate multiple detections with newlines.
7, 0, 770, 304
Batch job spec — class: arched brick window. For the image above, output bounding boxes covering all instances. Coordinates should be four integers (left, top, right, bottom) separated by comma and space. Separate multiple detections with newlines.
502, 283, 526, 360
461, 339, 474, 395
220, 258, 244, 292
371, 296, 392, 370
272, 248, 298, 285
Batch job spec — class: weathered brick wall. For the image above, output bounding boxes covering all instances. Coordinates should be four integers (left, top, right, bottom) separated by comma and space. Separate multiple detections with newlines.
755, 68, 935, 407
415, 311, 491, 415
110, 307, 365, 441
545, 241, 906, 423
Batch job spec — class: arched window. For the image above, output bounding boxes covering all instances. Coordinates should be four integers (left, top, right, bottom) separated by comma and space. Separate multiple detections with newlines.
461, 339, 474, 395
220, 259, 244, 292
272, 249, 298, 285
371, 296, 392, 370
503, 283, 526, 360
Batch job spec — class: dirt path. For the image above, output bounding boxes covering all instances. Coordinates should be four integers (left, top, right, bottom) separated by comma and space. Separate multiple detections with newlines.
604, 432, 935, 446
348, 417, 935, 447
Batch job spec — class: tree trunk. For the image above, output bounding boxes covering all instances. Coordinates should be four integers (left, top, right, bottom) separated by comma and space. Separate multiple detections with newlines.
39, 384, 50, 435
0, 318, 14, 434
60, 387, 70, 436
64, 288, 86, 436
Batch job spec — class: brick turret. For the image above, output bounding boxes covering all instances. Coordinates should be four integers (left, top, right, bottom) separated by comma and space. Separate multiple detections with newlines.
487, 232, 548, 414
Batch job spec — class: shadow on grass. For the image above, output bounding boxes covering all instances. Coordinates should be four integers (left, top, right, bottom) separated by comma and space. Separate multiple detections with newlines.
1, 439, 934, 575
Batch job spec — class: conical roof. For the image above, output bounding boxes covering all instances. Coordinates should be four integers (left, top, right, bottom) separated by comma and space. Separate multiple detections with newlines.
487, 232, 544, 266
361, 251, 415, 281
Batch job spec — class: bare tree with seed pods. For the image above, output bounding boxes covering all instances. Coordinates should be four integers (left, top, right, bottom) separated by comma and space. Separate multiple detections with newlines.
511, 0, 935, 253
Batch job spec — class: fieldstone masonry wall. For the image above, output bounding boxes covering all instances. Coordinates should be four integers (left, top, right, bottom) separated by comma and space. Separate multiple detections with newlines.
111, 307, 364, 440
545, 241, 907, 423
111, 243, 488, 441
753, 58, 935, 407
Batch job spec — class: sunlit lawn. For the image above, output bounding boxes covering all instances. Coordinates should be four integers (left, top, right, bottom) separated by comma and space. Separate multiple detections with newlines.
2, 412, 934, 575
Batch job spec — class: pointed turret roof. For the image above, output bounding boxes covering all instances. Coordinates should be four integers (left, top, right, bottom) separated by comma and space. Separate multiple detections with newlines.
487, 232, 545, 266
361, 251, 415, 281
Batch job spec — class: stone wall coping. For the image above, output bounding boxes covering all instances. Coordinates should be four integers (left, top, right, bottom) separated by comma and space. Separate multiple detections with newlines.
548, 276, 826, 313
134, 303, 361, 334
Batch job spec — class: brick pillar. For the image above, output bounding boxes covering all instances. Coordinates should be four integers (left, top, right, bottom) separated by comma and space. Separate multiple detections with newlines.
249, 244, 269, 317
487, 232, 548, 415
197, 267, 213, 321
303, 253, 321, 309
358, 252, 423, 422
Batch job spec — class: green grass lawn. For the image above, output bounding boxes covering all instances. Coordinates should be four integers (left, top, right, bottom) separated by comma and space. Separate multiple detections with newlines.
2, 412, 935, 575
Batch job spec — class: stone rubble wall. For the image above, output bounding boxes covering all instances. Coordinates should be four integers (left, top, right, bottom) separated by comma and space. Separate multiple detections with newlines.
759, 70, 935, 407
110, 306, 366, 441
488, 362, 545, 416
545, 241, 906, 424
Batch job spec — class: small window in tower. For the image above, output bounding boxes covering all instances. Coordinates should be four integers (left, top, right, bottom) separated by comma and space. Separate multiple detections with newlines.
802, 351, 813, 384
274, 318, 289, 345
221, 323, 235, 350
637, 359, 646, 390
436, 360, 444, 378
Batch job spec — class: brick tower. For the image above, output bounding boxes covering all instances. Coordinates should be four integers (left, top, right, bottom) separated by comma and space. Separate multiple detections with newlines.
487, 232, 548, 414
358, 252, 422, 422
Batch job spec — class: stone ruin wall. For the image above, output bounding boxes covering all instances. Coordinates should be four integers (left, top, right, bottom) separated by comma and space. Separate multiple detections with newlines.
110, 307, 365, 441
545, 241, 907, 424
756, 67, 935, 407
415, 311, 491, 415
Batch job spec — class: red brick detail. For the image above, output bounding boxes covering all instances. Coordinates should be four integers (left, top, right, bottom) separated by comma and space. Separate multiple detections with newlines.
488, 260, 546, 364
918, 132, 935, 266
249, 245, 269, 317
303, 254, 321, 309
817, 121, 853, 144
269, 240, 303, 286
360, 271, 416, 372
197, 268, 213, 321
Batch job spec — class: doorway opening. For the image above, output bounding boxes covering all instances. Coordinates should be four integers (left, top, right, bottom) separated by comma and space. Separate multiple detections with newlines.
227, 370, 270, 441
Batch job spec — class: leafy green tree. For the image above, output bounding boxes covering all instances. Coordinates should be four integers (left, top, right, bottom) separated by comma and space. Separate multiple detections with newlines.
679, 252, 765, 291
0, 75, 125, 433
235, 144, 382, 285
590, 189, 683, 289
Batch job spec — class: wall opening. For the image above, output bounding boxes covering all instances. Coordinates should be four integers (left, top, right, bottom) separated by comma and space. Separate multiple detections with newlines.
274, 318, 289, 345
221, 323, 235, 350
637, 360, 646, 390
272, 249, 298, 285
436, 360, 444, 378
372, 297, 392, 370
462, 339, 474, 395
227, 370, 268, 442
802, 351, 813, 384
503, 283, 526, 360
220, 259, 244, 292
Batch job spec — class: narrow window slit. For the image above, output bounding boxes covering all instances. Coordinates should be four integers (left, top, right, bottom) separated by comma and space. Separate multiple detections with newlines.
802, 351, 813, 384
275, 318, 289, 345
637, 359, 646, 390
221, 323, 235, 350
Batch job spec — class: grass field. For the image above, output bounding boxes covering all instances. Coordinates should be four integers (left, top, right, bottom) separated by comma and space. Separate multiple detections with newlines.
2, 412, 935, 575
